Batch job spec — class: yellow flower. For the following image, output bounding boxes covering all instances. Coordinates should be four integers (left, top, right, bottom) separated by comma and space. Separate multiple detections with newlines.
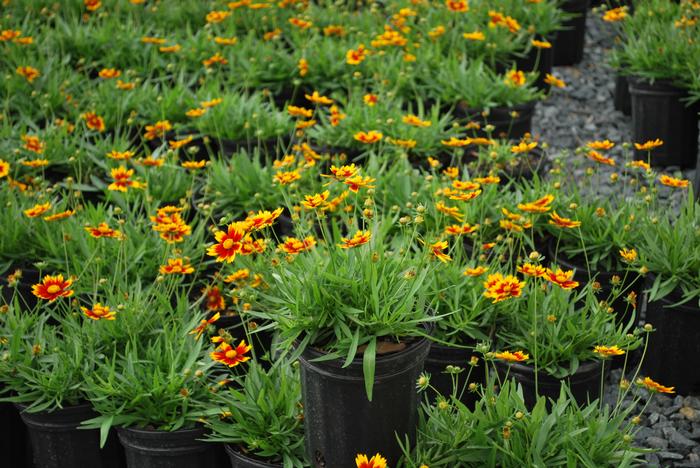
354, 130, 383, 144
505, 70, 526, 87
531, 39, 552, 49
16, 65, 41, 82
463, 31, 485, 41
430, 240, 452, 263
603, 7, 627, 22
544, 73, 565, 88
402, 114, 431, 127
638, 376, 675, 394
658, 175, 689, 188
511, 141, 537, 154
634, 139, 663, 151
355, 453, 387, 468
300, 190, 330, 209
339, 230, 371, 249
494, 350, 529, 362
593, 345, 625, 357
619, 248, 637, 263
464, 266, 488, 277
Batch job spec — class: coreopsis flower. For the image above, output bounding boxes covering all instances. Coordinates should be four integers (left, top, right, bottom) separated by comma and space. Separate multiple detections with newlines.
593, 345, 625, 357
263, 28, 282, 41
186, 108, 207, 118
98, 68, 121, 79
204, 286, 226, 311
484, 274, 525, 303
354, 131, 383, 144
464, 266, 488, 277
287, 106, 313, 118
206, 10, 231, 23
144, 120, 172, 140
301, 190, 330, 209
274, 170, 302, 185
441, 137, 472, 147
346, 44, 369, 65
0, 159, 10, 178
84, 0, 101, 11
489, 11, 521, 32
546, 268, 579, 289
494, 350, 529, 362
402, 114, 431, 128
108, 167, 145, 192
181, 160, 206, 170
159, 44, 181, 53
363, 94, 378, 106
603, 7, 627, 22
199, 98, 222, 108
449, 190, 482, 202
637, 377, 675, 394
208, 222, 250, 263
329, 106, 346, 126
517, 194, 554, 213
430, 240, 452, 263
21, 135, 44, 154
24, 202, 51, 218
628, 160, 650, 171
435, 201, 464, 221
289, 17, 313, 29
324, 164, 358, 181
323, 25, 346, 36
32, 274, 74, 301
141, 36, 167, 45
278, 236, 316, 254
211, 340, 252, 367
463, 31, 485, 41
387, 138, 416, 148
245, 208, 283, 230
305, 91, 333, 105
295, 119, 316, 130
190, 313, 220, 339
167, 137, 193, 151
139, 156, 164, 167
44, 210, 76, 222
224, 269, 250, 284
544, 73, 566, 88
107, 150, 135, 160
81, 112, 106, 132
517, 263, 547, 278
619, 248, 637, 263
445, 223, 478, 236
298, 58, 308, 77
344, 175, 375, 192
443, 167, 459, 178
160, 258, 195, 275
549, 211, 581, 228
339, 230, 371, 249
16, 66, 40, 82
634, 139, 663, 151
505, 70, 526, 87
587, 140, 615, 150
531, 39, 552, 49
203, 52, 229, 67
356, 453, 387, 468
445, 0, 468, 12
511, 141, 537, 154
0, 30, 21, 42
474, 175, 501, 185
116, 80, 135, 90
658, 175, 689, 188
81, 303, 116, 321
499, 219, 526, 232
587, 150, 615, 166
429, 25, 446, 39
85, 222, 123, 239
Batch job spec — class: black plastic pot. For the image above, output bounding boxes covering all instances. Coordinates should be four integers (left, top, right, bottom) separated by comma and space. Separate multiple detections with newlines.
641, 282, 700, 395
552, 0, 590, 66
1, 397, 30, 468
629, 77, 699, 169
18, 403, 125, 468
299, 337, 431, 468
455, 101, 537, 140
514, 43, 554, 92
424, 342, 485, 408
118, 426, 220, 468
225, 444, 282, 468
494, 359, 603, 408
614, 74, 631, 116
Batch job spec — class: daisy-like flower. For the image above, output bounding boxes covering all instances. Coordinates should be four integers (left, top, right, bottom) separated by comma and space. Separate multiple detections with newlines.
200, 98, 222, 108
494, 350, 529, 362
81, 112, 106, 132
346, 44, 368, 65
22, 135, 45, 154
298, 58, 308, 77
0, 159, 10, 178
289, 17, 313, 29
638, 376, 675, 394
402, 114, 431, 128
116, 80, 136, 90
224, 268, 250, 284
324, 164, 358, 181
531, 39, 552, 49
435, 201, 464, 221
186, 108, 207, 118
430, 240, 452, 263
587, 140, 615, 150
449, 190, 482, 202
44, 209, 76, 222
144, 120, 172, 140
211, 340, 252, 367
278, 236, 316, 254
587, 150, 615, 166
16, 66, 40, 82
323, 25, 346, 36
301, 190, 330, 210
81, 303, 116, 321
363, 94, 378, 106
305, 91, 333, 105
339, 230, 371, 249
658, 175, 689, 188
190, 313, 220, 339
84, 0, 101, 11
549, 211, 581, 228
354, 131, 383, 144
511, 141, 537, 154
159, 44, 181, 53
544, 73, 566, 89
634, 139, 663, 151
85, 222, 123, 239
505, 70, 526, 87
274, 170, 302, 185
214, 36, 238, 45
593, 345, 625, 358
619, 248, 637, 263
169, 137, 194, 150
287, 106, 313, 118
546, 268, 579, 289
24, 202, 51, 218
107, 150, 135, 160
32, 274, 74, 302
484, 274, 525, 303
329, 106, 346, 126
474, 175, 501, 185
445, 0, 468, 12
628, 160, 650, 171
98, 68, 121, 79
517, 263, 547, 278
206, 10, 231, 23
445, 223, 478, 236
245, 208, 283, 231
108, 166, 145, 192
207, 222, 250, 263
464, 266, 488, 277
141, 36, 167, 45
181, 160, 207, 170
463, 31, 485, 41
203, 53, 228, 67
160, 258, 195, 275
517, 194, 554, 213
344, 175, 375, 193
603, 7, 627, 22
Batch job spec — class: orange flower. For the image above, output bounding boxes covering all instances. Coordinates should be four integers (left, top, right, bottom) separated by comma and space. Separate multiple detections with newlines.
593, 345, 625, 357
206, 10, 231, 23
587, 150, 615, 166
278, 236, 316, 254
0, 159, 9, 178
274, 170, 302, 185
549, 211, 581, 228
98, 68, 121, 79
84, 0, 101, 11
325, 164, 358, 181
546, 268, 579, 289
329, 106, 346, 126
139, 156, 164, 167
151, 208, 191, 244
435, 201, 464, 221
0, 30, 21, 42
24, 202, 51, 218
245, 208, 283, 230
628, 160, 650, 171
517, 194, 554, 213
484, 274, 525, 303
289, 17, 313, 29
301, 190, 330, 209
200, 98, 222, 108
203, 52, 229, 67
190, 313, 220, 338
287, 105, 313, 118
44, 209, 76, 222
211, 340, 252, 368
638, 376, 675, 394
619, 248, 637, 263
354, 131, 383, 144
603, 7, 627, 22
181, 160, 207, 170
346, 44, 369, 65
295, 119, 316, 130
323, 25, 346, 36
355, 453, 387, 468
402, 114, 431, 128
474, 175, 501, 185
81, 112, 106, 132
81, 303, 116, 321
445, 0, 468, 12
214, 36, 238, 46
263, 28, 282, 41
463, 266, 488, 277
168, 137, 193, 151
186, 108, 207, 118
141, 36, 167, 45
298, 58, 308, 77
159, 44, 181, 53
144, 120, 172, 140
32, 274, 74, 302
224, 269, 250, 283
116, 80, 135, 90
517, 263, 546, 278
85, 222, 123, 239
22, 135, 44, 154
305, 91, 333, 105
531, 39, 552, 49
587, 140, 615, 150
634, 139, 663, 151
463, 31, 485, 41
107, 150, 135, 160
339, 230, 371, 249
494, 350, 529, 362
511, 141, 537, 154
430, 240, 452, 263
449, 190, 482, 202
444, 223, 478, 236
658, 175, 689, 188
204, 286, 226, 311
363, 94, 378, 106
108, 166, 145, 192
207, 222, 250, 263
160, 258, 195, 275
489, 11, 521, 32
344, 175, 375, 192
505, 70, 526, 87
16, 66, 40, 82
544, 74, 566, 88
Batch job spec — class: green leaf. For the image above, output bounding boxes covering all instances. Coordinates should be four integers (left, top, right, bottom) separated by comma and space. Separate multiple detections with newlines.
362, 337, 376, 402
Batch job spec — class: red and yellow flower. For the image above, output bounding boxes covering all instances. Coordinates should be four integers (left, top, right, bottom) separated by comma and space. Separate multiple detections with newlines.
207, 222, 250, 263
245, 208, 283, 230
517, 263, 547, 278
546, 268, 579, 289
190, 313, 220, 338
445, 0, 468, 12
16, 66, 40, 82
339, 230, 371, 249
108, 167, 145, 192
301, 190, 330, 209
278, 236, 316, 254
211, 340, 252, 367
658, 175, 689, 188
81, 303, 116, 321
85, 222, 123, 239
549, 211, 581, 229
354, 131, 383, 144
355, 453, 387, 468
430, 240, 452, 263
483, 273, 525, 303
517, 194, 554, 213
634, 139, 663, 151
160, 258, 195, 275
593, 345, 625, 357
638, 376, 674, 394
81, 112, 106, 132
494, 350, 529, 362
32, 274, 74, 302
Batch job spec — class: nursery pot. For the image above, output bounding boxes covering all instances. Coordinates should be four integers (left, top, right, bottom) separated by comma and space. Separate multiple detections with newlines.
552, 0, 590, 66
1, 397, 30, 468
613, 73, 632, 116
424, 341, 485, 408
494, 360, 603, 409
225, 444, 282, 468
456, 101, 537, 140
514, 43, 554, 92
117, 426, 219, 468
299, 336, 431, 468
641, 282, 700, 395
629, 77, 700, 169
17, 402, 125, 468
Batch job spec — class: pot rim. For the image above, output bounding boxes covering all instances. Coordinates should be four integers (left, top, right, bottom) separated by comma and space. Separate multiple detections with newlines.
224, 443, 282, 468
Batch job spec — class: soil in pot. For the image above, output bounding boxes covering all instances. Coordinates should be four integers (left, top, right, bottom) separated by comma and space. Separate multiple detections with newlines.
629, 77, 700, 169
494, 359, 604, 409
454, 101, 537, 141
18, 402, 125, 468
423, 341, 485, 408
225, 444, 282, 468
641, 281, 700, 395
299, 336, 431, 468
117, 426, 219, 468
552, 0, 590, 66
